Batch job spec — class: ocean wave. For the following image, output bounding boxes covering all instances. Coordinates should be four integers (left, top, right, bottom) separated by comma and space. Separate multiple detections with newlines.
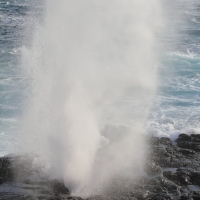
0, 117, 17, 123
167, 51, 200, 59
146, 118, 200, 141
191, 18, 200, 24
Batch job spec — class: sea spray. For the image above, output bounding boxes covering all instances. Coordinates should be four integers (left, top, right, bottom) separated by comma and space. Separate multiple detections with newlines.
19, 0, 163, 195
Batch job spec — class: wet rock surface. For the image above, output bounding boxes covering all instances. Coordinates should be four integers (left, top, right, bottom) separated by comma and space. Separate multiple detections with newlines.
141, 134, 200, 200
0, 134, 200, 199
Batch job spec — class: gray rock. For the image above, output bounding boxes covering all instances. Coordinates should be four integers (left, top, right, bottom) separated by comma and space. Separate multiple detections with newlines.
0, 134, 200, 199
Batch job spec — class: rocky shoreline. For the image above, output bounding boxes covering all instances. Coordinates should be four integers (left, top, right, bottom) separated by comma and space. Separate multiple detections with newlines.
0, 134, 200, 200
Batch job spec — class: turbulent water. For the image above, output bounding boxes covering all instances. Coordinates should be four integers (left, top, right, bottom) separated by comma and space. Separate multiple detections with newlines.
0, 0, 43, 156
147, 0, 200, 140
0, 0, 200, 194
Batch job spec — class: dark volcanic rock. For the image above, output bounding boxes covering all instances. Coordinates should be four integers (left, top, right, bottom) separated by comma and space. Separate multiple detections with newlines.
143, 134, 200, 200
0, 133, 200, 199
52, 180, 70, 195
190, 171, 200, 185
176, 134, 200, 152
0, 155, 14, 183
178, 148, 195, 155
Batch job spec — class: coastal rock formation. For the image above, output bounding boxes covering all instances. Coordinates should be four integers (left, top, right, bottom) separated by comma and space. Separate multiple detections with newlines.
0, 134, 200, 200
0, 156, 14, 183
141, 134, 200, 199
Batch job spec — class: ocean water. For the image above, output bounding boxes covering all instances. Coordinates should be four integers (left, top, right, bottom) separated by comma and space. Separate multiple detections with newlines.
147, 0, 200, 139
0, 0, 43, 156
0, 0, 200, 157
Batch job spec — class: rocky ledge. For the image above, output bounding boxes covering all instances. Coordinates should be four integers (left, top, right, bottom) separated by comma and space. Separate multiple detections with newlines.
0, 134, 200, 200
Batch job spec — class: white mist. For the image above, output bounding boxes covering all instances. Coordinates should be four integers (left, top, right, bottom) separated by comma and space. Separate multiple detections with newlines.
19, 0, 163, 196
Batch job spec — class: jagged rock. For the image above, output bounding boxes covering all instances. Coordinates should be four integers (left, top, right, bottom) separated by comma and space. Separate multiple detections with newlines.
177, 134, 191, 142
190, 172, 200, 185
189, 191, 200, 200
52, 180, 70, 195
145, 135, 200, 199
0, 156, 14, 184
176, 168, 191, 185
176, 134, 200, 152
163, 171, 180, 186
178, 148, 195, 155
0, 177, 3, 184
179, 195, 193, 200
145, 163, 162, 176
0, 134, 200, 199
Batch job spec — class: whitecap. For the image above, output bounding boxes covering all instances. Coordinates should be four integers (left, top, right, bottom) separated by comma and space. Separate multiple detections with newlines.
191, 18, 200, 23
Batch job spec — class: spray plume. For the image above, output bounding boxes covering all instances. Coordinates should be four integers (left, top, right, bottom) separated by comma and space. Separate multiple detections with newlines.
19, 0, 163, 196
